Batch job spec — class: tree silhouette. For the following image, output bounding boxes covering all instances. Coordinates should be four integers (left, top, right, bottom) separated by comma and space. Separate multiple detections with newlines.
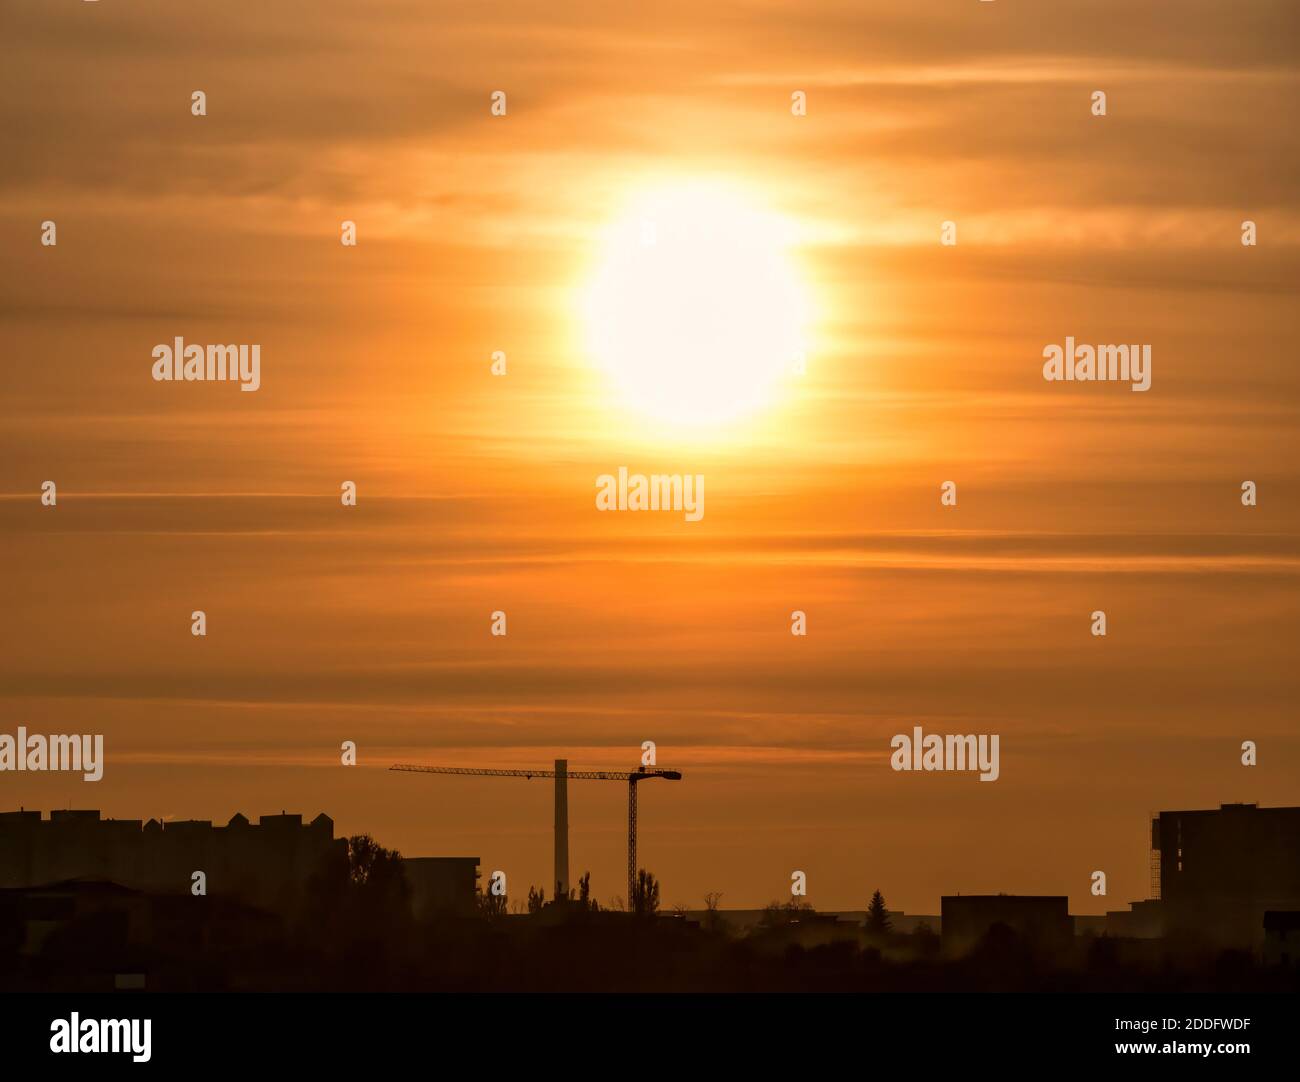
298, 833, 410, 961
477, 886, 507, 920
911, 920, 939, 957
577, 871, 599, 912
865, 889, 891, 936
702, 891, 724, 933
347, 834, 403, 890
345, 834, 410, 933
527, 885, 546, 914
759, 898, 814, 928
631, 869, 660, 916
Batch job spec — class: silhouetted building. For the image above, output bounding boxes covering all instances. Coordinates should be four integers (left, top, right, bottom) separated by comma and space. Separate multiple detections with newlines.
941, 895, 1072, 955
0, 809, 344, 916
1104, 899, 1164, 939
404, 857, 479, 918
1262, 911, 1300, 966
0, 878, 285, 990
0, 879, 148, 958
679, 908, 940, 936
1153, 803, 1300, 948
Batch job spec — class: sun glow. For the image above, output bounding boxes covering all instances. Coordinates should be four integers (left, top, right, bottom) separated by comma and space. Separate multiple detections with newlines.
582, 182, 811, 428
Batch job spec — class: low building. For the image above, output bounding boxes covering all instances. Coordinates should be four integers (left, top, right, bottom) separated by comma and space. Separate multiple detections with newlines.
0, 877, 283, 983
1104, 899, 1164, 939
941, 895, 1072, 955
0, 879, 148, 957
679, 908, 940, 936
1262, 911, 1300, 966
403, 856, 480, 918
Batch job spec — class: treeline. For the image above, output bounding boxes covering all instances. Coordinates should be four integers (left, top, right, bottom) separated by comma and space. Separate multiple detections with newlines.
3, 838, 1297, 993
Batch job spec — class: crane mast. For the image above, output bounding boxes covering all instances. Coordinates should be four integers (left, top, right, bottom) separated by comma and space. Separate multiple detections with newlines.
391, 760, 681, 906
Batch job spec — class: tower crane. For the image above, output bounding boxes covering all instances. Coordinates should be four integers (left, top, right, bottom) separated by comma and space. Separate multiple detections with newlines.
390, 759, 681, 907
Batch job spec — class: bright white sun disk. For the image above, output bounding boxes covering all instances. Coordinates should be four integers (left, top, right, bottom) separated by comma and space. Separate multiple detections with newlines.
583, 184, 810, 427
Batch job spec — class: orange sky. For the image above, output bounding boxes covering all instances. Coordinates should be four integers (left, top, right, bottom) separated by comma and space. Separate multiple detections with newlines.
2, 0, 1299, 914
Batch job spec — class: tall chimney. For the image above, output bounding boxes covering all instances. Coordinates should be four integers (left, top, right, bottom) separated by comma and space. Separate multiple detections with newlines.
554, 758, 569, 900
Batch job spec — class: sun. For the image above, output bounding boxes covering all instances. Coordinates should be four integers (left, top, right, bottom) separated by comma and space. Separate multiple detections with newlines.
582, 181, 811, 429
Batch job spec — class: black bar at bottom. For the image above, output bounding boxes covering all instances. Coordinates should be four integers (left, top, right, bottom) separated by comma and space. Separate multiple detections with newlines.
0, 991, 1289, 1068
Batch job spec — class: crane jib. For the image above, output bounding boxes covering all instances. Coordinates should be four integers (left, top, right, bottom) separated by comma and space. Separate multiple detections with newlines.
390, 764, 681, 782
390, 761, 681, 906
